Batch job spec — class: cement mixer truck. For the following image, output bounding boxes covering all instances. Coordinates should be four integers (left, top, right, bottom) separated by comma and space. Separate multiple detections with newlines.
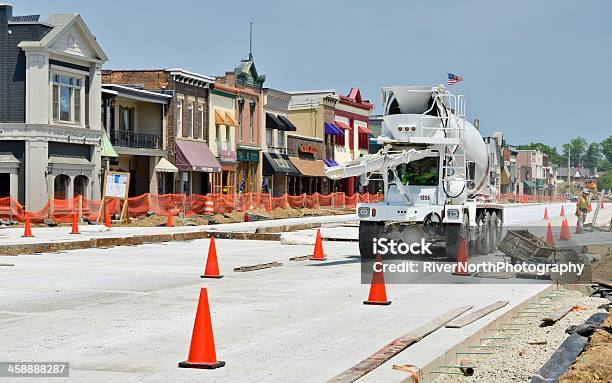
326, 85, 503, 259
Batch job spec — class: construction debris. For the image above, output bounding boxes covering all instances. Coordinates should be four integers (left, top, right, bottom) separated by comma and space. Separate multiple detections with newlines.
233, 261, 282, 272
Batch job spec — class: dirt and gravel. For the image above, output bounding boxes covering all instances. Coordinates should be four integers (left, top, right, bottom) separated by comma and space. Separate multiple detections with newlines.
437, 289, 609, 383
558, 312, 612, 383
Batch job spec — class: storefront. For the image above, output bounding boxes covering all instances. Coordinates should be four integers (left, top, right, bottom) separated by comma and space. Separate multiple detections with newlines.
237, 146, 260, 193
175, 139, 221, 195
262, 152, 299, 196
286, 135, 327, 195
211, 149, 238, 195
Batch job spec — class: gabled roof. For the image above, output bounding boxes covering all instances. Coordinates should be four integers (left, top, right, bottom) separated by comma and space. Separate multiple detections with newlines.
18, 13, 108, 62
338, 87, 374, 111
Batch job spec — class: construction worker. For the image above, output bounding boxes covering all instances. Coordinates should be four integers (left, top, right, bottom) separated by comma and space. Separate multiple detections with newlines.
575, 189, 590, 233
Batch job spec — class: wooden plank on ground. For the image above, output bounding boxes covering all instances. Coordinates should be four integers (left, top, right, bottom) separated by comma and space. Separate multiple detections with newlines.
541, 304, 575, 326
233, 261, 282, 272
326, 305, 473, 383
445, 301, 509, 328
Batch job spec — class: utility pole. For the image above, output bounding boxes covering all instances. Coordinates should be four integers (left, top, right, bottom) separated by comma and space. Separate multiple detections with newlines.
249, 22, 253, 60
567, 145, 571, 194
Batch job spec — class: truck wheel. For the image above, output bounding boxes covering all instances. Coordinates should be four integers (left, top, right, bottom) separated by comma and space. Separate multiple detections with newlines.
445, 224, 461, 261
359, 221, 379, 258
475, 212, 492, 254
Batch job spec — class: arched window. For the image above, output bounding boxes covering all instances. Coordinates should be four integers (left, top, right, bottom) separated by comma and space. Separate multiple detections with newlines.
74, 175, 89, 197
54, 174, 70, 199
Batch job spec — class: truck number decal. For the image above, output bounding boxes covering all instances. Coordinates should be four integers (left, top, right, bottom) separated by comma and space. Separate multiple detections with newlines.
419, 195, 431, 200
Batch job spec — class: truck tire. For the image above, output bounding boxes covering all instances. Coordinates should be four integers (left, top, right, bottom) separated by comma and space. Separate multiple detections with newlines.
359, 221, 379, 259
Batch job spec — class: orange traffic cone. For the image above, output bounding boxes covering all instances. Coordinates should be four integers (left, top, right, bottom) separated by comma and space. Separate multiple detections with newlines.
243, 212, 249, 222
602, 200, 605, 209
364, 255, 391, 305
560, 205, 565, 217
166, 214, 174, 227
309, 228, 327, 261
559, 218, 570, 240
201, 237, 223, 279
545, 222, 555, 247
452, 239, 471, 276
22, 215, 33, 238
104, 209, 111, 228
70, 213, 80, 234
587, 203, 592, 212
543, 207, 549, 220
178, 288, 225, 369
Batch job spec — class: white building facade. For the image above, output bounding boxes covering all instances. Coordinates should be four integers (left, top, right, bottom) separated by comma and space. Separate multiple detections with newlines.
0, 5, 107, 210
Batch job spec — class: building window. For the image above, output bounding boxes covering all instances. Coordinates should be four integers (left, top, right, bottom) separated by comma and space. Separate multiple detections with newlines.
266, 128, 273, 147
249, 102, 256, 142
226, 125, 231, 149
238, 101, 244, 141
120, 106, 134, 131
52, 74, 83, 124
216, 124, 221, 153
186, 101, 194, 138
277, 130, 285, 147
198, 103, 204, 139
176, 99, 183, 138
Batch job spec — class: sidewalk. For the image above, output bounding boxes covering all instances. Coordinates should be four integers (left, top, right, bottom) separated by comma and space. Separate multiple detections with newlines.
0, 214, 357, 255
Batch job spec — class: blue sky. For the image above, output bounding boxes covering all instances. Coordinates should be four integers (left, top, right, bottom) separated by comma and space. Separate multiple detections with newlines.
16, 0, 611, 147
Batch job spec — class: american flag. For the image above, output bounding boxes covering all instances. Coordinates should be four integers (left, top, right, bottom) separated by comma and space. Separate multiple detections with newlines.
447, 72, 463, 85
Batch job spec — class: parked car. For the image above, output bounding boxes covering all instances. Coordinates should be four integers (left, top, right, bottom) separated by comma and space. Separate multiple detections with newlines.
564, 192, 577, 202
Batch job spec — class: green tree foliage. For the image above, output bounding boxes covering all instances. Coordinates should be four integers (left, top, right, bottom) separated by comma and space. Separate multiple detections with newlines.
601, 136, 612, 163
598, 170, 612, 191
562, 137, 588, 167
584, 142, 601, 169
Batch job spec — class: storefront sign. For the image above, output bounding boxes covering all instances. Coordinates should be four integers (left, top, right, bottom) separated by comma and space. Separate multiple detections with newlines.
299, 144, 317, 154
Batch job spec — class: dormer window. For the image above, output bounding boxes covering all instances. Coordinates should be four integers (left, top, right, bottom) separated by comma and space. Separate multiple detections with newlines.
52, 73, 83, 125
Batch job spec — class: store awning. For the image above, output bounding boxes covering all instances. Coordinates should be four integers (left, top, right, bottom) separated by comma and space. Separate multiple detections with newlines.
289, 157, 326, 177
175, 140, 221, 172
358, 126, 373, 134
225, 112, 238, 126
215, 111, 229, 125
277, 115, 297, 131
334, 120, 350, 130
523, 180, 536, 188
154, 157, 178, 173
263, 152, 299, 176
101, 130, 118, 158
266, 112, 286, 130
324, 122, 343, 135
323, 159, 339, 167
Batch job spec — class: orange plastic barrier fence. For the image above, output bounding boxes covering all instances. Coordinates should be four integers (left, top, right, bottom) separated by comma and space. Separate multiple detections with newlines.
0, 192, 389, 223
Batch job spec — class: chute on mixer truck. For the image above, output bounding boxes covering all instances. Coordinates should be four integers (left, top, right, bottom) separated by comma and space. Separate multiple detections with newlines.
326, 85, 503, 260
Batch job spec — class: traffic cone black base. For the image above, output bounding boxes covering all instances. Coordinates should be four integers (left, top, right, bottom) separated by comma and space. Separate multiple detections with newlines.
309, 255, 327, 261
200, 275, 224, 279
363, 300, 392, 306
178, 360, 225, 370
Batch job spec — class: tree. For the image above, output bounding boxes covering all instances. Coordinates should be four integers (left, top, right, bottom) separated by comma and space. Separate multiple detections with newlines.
601, 136, 612, 163
515, 142, 561, 166
598, 170, 612, 192
584, 142, 601, 169
562, 137, 588, 167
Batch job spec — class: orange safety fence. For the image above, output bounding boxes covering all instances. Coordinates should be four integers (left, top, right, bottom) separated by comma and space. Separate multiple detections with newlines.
1, 192, 387, 223
498, 193, 566, 203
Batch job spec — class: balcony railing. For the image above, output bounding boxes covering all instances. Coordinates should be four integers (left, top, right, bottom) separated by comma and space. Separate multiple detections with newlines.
110, 130, 162, 150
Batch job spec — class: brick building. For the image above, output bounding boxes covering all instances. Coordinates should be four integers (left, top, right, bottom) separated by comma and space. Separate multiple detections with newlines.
216, 53, 265, 193
102, 69, 220, 194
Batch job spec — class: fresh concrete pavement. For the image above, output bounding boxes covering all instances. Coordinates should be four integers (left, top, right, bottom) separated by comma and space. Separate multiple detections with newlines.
0, 202, 609, 382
